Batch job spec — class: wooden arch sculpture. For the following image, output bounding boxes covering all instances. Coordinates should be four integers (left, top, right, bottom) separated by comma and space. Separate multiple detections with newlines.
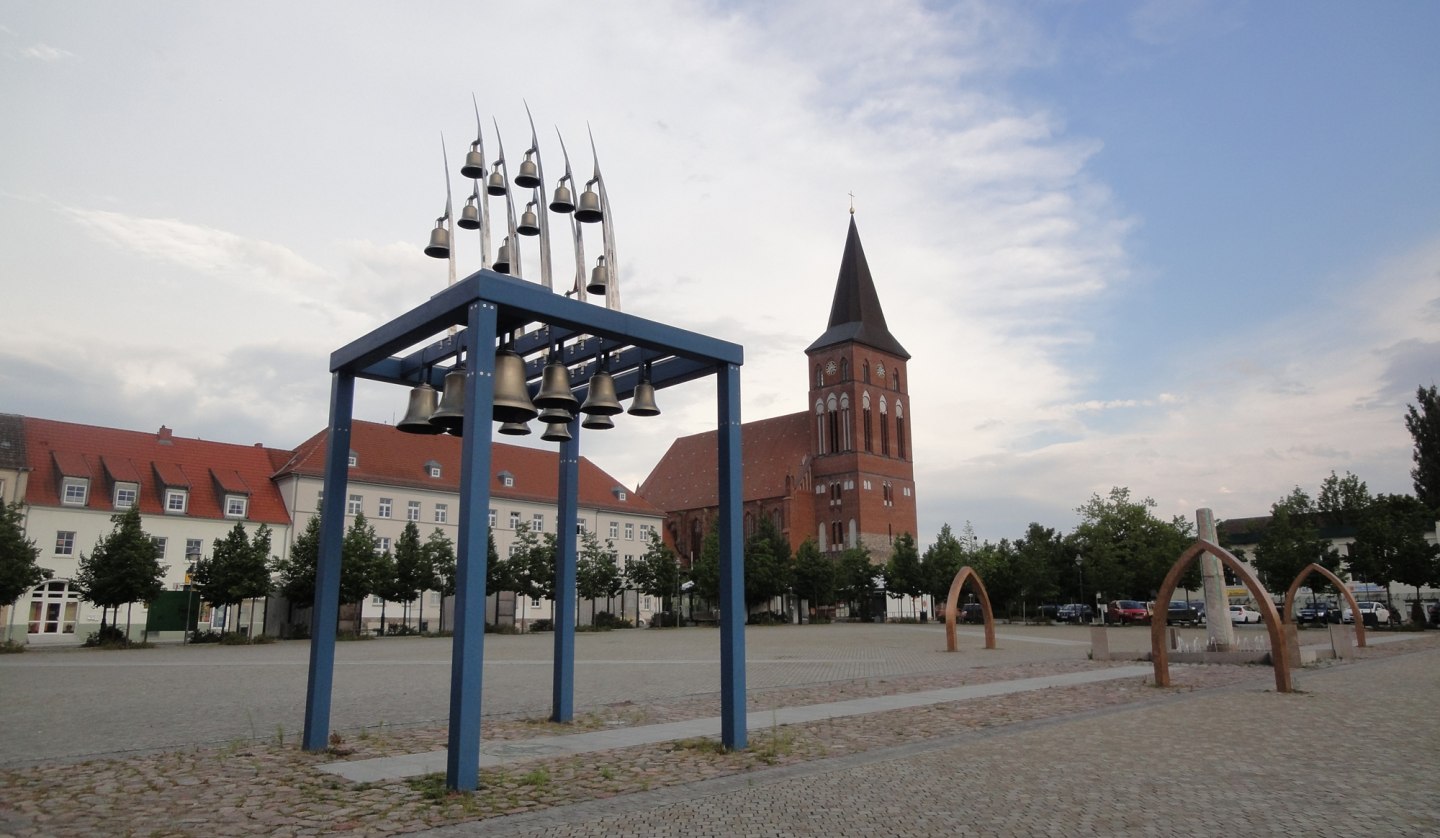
1151, 538, 1292, 693
1283, 563, 1366, 648
944, 565, 997, 652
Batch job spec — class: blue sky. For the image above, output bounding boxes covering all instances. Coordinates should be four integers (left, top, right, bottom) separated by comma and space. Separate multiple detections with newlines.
1, 0, 1437, 545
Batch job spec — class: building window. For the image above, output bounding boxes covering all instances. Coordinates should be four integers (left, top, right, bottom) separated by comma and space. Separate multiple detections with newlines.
317, 490, 324, 508
347, 494, 363, 515
62, 478, 88, 506
28, 580, 79, 636
624, 522, 635, 540
508, 543, 520, 557
186, 538, 203, 560
489, 508, 497, 528
530, 598, 541, 609
839, 394, 852, 451
533, 513, 544, 530
609, 521, 619, 539
407, 500, 421, 521
153, 536, 167, 559
576, 518, 586, 534
377, 537, 392, 554
643, 596, 653, 611
348, 451, 358, 468
639, 524, 651, 540
498, 471, 514, 487
371, 595, 384, 606
378, 498, 392, 518
55, 531, 75, 555
425, 461, 442, 479
113, 483, 137, 510
815, 400, 826, 456
509, 511, 521, 529
616, 490, 627, 502
165, 489, 188, 514
225, 495, 248, 519
435, 503, 448, 524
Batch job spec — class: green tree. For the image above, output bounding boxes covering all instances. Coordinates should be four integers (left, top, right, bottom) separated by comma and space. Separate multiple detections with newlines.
0, 501, 51, 643
1406, 385, 1440, 513
1070, 487, 1194, 601
791, 539, 835, 616
193, 522, 272, 636
968, 539, 1017, 614
340, 512, 381, 633
391, 521, 426, 628
629, 529, 681, 620
484, 531, 509, 626
508, 522, 555, 628
1317, 470, 1372, 527
744, 517, 792, 610
576, 531, 623, 623
73, 507, 167, 640
921, 524, 966, 608
1251, 487, 1341, 594
371, 547, 399, 631
688, 528, 721, 604
1352, 493, 1440, 623
275, 515, 320, 634
425, 528, 456, 633
835, 546, 877, 620
1011, 523, 1065, 609
884, 532, 923, 617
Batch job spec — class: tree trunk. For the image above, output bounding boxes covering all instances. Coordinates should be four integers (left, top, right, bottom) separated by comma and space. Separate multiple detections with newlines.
380, 600, 388, 635
125, 602, 133, 642
418, 594, 425, 635
248, 599, 258, 639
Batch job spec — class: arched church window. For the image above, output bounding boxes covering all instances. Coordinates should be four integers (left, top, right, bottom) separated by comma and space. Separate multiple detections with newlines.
863, 361, 870, 383
840, 358, 850, 381
839, 394, 852, 451
879, 396, 890, 456
895, 400, 906, 460
815, 364, 823, 387
815, 400, 826, 456
826, 394, 840, 455
862, 391, 873, 453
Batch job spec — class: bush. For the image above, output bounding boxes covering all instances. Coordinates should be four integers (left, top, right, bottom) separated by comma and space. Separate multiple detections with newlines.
529, 619, 554, 632
649, 611, 681, 628
747, 611, 789, 625
188, 629, 223, 644
593, 612, 632, 629
251, 633, 276, 644
485, 622, 520, 634
336, 631, 375, 641
83, 625, 133, 648
387, 624, 421, 636
220, 632, 254, 645
0, 639, 26, 654
286, 624, 311, 640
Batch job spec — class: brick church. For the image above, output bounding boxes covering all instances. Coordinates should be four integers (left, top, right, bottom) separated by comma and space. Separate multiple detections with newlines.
640, 216, 919, 567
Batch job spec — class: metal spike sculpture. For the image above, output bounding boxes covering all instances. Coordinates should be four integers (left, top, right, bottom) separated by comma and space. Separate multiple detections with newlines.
589, 125, 620, 310
491, 118, 521, 279
523, 102, 553, 291
555, 128, 587, 299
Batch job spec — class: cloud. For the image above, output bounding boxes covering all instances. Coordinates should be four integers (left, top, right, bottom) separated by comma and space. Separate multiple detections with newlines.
20, 43, 74, 61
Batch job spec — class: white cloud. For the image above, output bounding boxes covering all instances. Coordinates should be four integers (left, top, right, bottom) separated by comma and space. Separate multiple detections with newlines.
20, 43, 74, 61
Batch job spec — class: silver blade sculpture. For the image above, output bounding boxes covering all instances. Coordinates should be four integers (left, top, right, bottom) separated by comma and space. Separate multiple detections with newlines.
469, 95, 492, 269
524, 101, 553, 292
492, 117, 521, 280
589, 126, 620, 311
555, 129, 587, 300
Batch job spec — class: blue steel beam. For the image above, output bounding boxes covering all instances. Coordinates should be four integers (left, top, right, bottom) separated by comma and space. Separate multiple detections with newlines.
716, 362, 747, 750
302, 373, 354, 751
551, 416, 580, 722
446, 300, 498, 792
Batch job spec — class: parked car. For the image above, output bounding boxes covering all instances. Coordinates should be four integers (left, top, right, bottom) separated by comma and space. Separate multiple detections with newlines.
1228, 604, 1262, 624
1165, 601, 1202, 626
1296, 601, 1340, 624
1342, 601, 1390, 625
1106, 600, 1150, 625
959, 603, 985, 623
1056, 603, 1094, 623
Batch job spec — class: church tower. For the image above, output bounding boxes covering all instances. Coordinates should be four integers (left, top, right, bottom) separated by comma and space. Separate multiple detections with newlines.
804, 216, 918, 562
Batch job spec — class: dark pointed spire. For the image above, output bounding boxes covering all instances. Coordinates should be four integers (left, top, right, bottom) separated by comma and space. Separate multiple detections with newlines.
806, 216, 909, 359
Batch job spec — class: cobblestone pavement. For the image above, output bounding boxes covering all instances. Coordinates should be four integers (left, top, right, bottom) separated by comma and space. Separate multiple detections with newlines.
1, 627, 1433, 836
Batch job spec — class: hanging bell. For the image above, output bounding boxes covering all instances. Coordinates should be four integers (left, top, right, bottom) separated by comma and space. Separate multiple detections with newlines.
587, 255, 609, 295
493, 238, 512, 274
581, 412, 615, 430
579, 369, 623, 416
458, 195, 481, 230
492, 349, 539, 423
541, 421, 572, 442
460, 146, 486, 179
423, 219, 450, 259
627, 380, 661, 417
574, 186, 603, 223
397, 382, 446, 433
517, 205, 540, 237
429, 368, 467, 430
534, 359, 580, 413
538, 404, 575, 424
486, 168, 508, 196
498, 421, 531, 436
549, 183, 575, 214
514, 154, 541, 188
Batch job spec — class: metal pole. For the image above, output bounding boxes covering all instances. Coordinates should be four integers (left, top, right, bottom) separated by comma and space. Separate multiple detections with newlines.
717, 363, 746, 750
552, 415, 580, 723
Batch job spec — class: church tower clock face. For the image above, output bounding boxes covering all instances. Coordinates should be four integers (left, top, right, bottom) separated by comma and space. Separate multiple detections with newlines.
825, 360, 837, 376
875, 362, 886, 379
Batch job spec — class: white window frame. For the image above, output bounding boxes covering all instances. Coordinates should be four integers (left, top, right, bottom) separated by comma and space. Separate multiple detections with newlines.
55, 531, 75, 555
532, 513, 544, 530
509, 510, 521, 529
225, 495, 248, 519
609, 521, 619, 539
165, 488, 188, 514
113, 483, 137, 510
153, 536, 167, 559
186, 538, 203, 561
62, 478, 88, 506
377, 537, 392, 554
347, 494, 363, 515
378, 497, 392, 518
624, 522, 635, 541
489, 508, 497, 528
435, 503, 448, 524
407, 500, 421, 521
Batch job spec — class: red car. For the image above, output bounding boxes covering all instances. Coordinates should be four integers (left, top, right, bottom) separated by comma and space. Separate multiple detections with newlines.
1106, 600, 1150, 625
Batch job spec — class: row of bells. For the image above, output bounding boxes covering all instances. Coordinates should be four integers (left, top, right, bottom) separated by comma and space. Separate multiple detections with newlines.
397, 350, 659, 442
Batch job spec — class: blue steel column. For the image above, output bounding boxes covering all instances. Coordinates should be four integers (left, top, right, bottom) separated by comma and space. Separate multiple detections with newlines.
303, 372, 354, 751
446, 302, 497, 791
716, 362, 747, 750
551, 416, 580, 722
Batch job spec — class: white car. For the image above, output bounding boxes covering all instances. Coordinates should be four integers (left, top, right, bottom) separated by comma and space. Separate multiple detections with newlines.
1228, 604, 1262, 624
1342, 601, 1391, 624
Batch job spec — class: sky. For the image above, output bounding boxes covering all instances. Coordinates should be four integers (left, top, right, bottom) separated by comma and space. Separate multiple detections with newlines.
2, 0, 1437, 546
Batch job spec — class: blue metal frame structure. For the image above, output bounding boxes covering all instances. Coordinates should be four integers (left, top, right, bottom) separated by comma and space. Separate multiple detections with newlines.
301, 269, 746, 791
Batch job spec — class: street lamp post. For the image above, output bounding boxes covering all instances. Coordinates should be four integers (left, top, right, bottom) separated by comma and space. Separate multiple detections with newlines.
1075, 554, 1085, 625
184, 546, 200, 643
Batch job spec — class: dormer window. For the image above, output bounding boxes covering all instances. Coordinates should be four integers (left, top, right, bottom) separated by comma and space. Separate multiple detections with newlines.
113, 483, 138, 510
348, 450, 358, 468
165, 488, 188, 514
62, 478, 89, 506
497, 471, 514, 488
611, 486, 627, 502
224, 495, 248, 519
425, 460, 442, 479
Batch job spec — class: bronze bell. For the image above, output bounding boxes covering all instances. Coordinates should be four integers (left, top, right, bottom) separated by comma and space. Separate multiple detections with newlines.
538, 404, 574, 424
514, 154, 541, 188
549, 183, 575, 213
493, 238, 512, 274
498, 421, 531, 436
580, 369, 623, 416
581, 412, 614, 430
398, 382, 446, 434
460, 147, 486, 179
429, 369, 467, 430
627, 380, 660, 417
534, 359, 580, 413
587, 255, 609, 295
541, 421, 572, 442
492, 349, 538, 423
574, 186, 602, 223
458, 195, 481, 230
424, 219, 450, 259
517, 205, 540, 236
486, 168, 508, 196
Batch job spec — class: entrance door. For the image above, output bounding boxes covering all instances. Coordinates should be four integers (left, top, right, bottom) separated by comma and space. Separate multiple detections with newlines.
28, 580, 80, 640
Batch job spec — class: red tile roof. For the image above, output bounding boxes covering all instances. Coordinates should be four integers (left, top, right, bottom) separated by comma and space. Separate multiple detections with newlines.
639, 411, 811, 512
22, 417, 292, 525
275, 420, 661, 517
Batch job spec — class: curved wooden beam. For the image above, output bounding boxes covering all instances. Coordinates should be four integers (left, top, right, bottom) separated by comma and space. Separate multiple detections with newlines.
1151, 539, 1292, 693
1283, 562, 1367, 648
943, 565, 996, 652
